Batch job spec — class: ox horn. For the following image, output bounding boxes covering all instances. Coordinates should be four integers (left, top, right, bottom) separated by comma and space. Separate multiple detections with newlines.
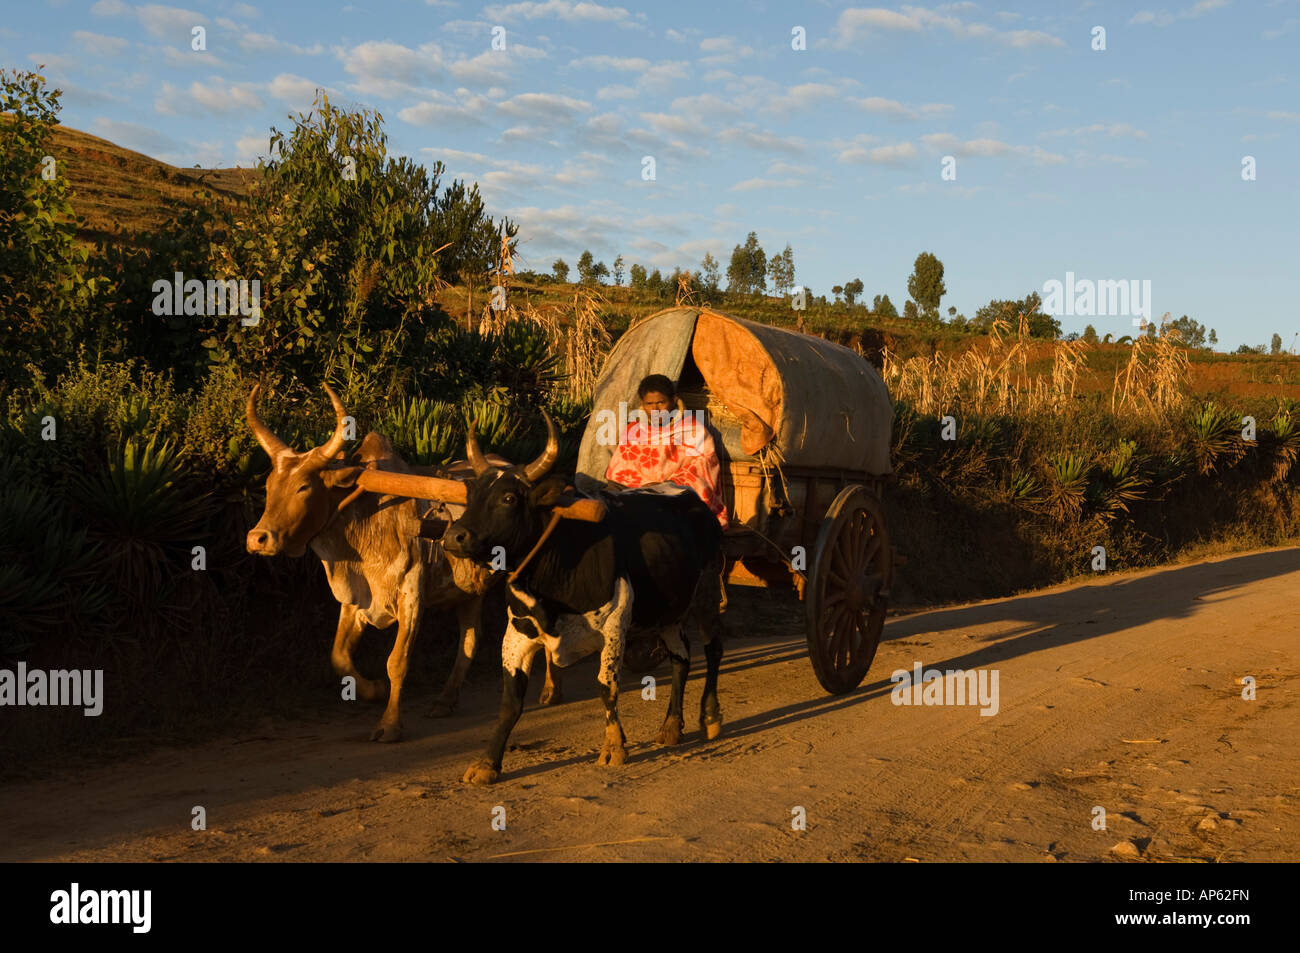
246, 384, 290, 459
465, 418, 491, 476
318, 383, 349, 460
523, 410, 559, 483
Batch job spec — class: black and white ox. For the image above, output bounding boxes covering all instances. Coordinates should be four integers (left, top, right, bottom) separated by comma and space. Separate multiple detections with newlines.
442, 411, 725, 785
244, 384, 558, 741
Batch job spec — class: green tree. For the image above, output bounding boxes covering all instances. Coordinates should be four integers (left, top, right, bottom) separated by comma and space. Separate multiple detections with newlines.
1082, 324, 1099, 344
1165, 314, 1206, 348
973, 292, 1059, 338
577, 249, 597, 283
434, 178, 513, 301
202, 89, 474, 388
831, 285, 844, 302
843, 277, 864, 306
906, 251, 946, 319
726, 231, 766, 294
647, 268, 664, 297
629, 263, 647, 289
612, 255, 624, 286
768, 243, 795, 296
872, 294, 898, 318
552, 258, 569, 282
1208, 328, 1218, 347
1271, 332, 1283, 355
903, 300, 919, 321
0, 67, 96, 384
699, 252, 720, 291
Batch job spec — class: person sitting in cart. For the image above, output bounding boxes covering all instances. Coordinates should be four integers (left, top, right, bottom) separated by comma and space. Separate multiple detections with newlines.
604, 374, 729, 529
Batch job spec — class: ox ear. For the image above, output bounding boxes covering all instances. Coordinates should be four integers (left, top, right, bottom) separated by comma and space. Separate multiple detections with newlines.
355, 431, 396, 466
528, 475, 566, 508
321, 465, 363, 490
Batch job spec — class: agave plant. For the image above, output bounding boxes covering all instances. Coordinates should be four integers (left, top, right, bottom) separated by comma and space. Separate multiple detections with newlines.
0, 468, 111, 650
382, 396, 465, 466
1044, 451, 1090, 522
1087, 439, 1149, 521
1004, 464, 1041, 509
1188, 401, 1244, 475
1259, 400, 1300, 483
69, 435, 212, 634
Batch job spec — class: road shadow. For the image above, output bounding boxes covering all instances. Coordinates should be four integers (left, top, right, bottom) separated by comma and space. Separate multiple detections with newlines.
6, 547, 1295, 855
698, 546, 1300, 741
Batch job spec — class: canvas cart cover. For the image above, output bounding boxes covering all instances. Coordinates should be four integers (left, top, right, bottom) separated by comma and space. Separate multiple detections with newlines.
577, 307, 893, 479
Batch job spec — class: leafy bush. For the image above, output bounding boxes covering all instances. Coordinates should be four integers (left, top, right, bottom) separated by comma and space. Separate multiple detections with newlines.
0, 463, 110, 651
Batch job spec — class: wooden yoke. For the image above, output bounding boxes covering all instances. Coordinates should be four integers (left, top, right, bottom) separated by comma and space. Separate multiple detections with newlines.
355, 468, 607, 523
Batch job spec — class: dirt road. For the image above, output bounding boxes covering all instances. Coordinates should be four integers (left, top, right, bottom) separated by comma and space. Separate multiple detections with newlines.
3, 547, 1298, 862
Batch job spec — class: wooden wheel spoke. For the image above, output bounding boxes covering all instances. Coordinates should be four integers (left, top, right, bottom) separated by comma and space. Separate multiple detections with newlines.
806, 486, 891, 695
835, 610, 853, 670
859, 531, 882, 570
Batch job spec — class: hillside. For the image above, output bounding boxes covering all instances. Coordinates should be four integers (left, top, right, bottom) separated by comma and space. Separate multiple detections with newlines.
26, 118, 256, 245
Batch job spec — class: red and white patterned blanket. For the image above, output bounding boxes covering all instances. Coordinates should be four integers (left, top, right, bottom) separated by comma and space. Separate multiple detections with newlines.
604, 412, 729, 528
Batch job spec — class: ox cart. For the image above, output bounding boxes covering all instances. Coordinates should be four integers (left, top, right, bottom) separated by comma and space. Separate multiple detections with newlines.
576, 306, 897, 695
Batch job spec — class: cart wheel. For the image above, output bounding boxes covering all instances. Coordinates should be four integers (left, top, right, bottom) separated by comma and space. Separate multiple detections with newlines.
805, 485, 891, 694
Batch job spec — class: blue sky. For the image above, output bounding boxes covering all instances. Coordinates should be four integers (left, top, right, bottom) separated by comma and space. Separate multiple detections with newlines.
6, 0, 1299, 349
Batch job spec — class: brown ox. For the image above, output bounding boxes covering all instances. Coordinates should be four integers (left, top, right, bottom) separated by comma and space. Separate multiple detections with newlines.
244, 384, 568, 741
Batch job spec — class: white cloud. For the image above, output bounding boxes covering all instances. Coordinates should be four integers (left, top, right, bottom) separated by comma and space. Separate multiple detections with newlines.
830, 5, 1063, 48
267, 73, 329, 104
238, 31, 324, 55
497, 91, 593, 119
399, 91, 494, 127
698, 35, 754, 65
670, 92, 744, 120
855, 95, 954, 119
596, 84, 637, 100
639, 112, 708, 137
338, 40, 444, 96
1130, 0, 1229, 27
234, 133, 272, 165
482, 1, 633, 24
90, 0, 129, 15
136, 4, 208, 41
156, 77, 263, 115
766, 82, 839, 114
569, 54, 650, 70
920, 132, 1065, 163
839, 138, 918, 164
73, 30, 130, 55
718, 125, 805, 155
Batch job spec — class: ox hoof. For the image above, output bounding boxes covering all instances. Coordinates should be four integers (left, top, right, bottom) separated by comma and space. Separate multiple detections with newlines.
656, 719, 685, 746
427, 699, 455, 719
701, 718, 723, 741
538, 687, 563, 706
596, 744, 627, 767
462, 760, 500, 785
370, 722, 402, 743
